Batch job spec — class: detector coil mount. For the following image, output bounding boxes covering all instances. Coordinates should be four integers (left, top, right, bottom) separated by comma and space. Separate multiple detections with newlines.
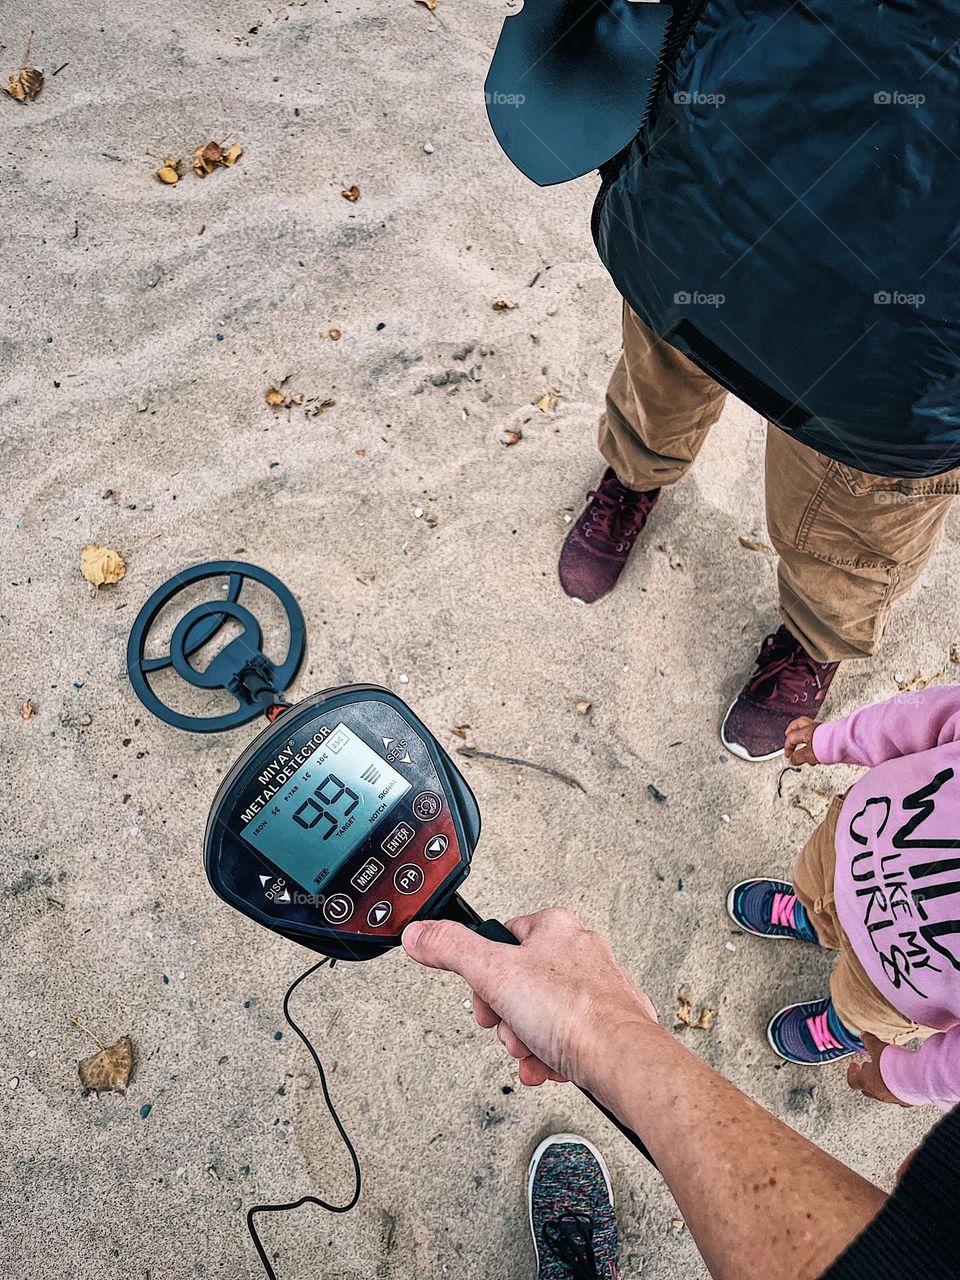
126, 561, 306, 733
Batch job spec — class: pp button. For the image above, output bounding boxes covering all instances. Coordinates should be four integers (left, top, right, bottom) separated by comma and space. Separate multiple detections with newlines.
394, 863, 424, 895
322, 893, 354, 925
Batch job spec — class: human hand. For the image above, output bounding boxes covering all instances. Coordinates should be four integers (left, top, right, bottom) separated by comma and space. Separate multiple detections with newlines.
401, 907, 658, 1092
784, 716, 821, 766
847, 1032, 911, 1107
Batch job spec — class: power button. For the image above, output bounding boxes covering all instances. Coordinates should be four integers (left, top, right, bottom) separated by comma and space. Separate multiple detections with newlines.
322, 894, 354, 925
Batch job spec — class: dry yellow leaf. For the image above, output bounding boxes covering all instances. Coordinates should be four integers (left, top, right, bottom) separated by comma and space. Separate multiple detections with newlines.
328, 328, 342, 341
307, 399, 336, 416
575, 699, 592, 715
415, 0, 438, 9
156, 156, 181, 185
20, 699, 37, 722
265, 386, 286, 406
537, 392, 557, 413
492, 297, 517, 311
341, 185, 360, 202
4, 34, 43, 103
500, 428, 522, 447
78, 1035, 134, 1095
81, 544, 125, 589
192, 139, 240, 178
676, 988, 715, 1031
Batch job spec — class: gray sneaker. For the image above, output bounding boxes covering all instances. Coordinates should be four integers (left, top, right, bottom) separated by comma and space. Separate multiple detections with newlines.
528, 1134, 618, 1279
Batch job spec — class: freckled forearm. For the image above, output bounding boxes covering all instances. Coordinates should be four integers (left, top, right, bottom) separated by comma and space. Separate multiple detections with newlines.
589, 1024, 887, 1280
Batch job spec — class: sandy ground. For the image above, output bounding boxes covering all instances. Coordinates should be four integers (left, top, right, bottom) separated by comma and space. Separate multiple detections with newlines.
2, 2, 957, 1277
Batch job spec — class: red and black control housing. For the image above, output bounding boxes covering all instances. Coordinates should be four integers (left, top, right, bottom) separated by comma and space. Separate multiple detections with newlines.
204, 685, 480, 960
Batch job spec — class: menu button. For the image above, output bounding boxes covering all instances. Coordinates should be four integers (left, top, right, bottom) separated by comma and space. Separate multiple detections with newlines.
351, 858, 384, 892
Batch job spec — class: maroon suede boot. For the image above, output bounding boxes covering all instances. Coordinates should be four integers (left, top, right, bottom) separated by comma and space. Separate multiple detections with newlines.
558, 468, 661, 603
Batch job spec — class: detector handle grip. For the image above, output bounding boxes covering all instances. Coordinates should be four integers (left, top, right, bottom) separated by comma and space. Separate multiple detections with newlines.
450, 898, 658, 1171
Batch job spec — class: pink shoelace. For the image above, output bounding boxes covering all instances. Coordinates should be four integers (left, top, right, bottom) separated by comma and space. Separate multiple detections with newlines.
806, 1011, 843, 1053
771, 891, 798, 930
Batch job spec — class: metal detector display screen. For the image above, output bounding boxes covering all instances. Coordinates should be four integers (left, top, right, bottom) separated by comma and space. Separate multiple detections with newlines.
241, 723, 410, 890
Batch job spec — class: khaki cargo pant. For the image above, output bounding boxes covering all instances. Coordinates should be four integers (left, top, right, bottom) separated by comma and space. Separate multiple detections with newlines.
793, 795, 931, 1044
600, 304, 960, 663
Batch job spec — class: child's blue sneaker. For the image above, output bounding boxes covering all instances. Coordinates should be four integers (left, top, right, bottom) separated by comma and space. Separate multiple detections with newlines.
529, 1134, 618, 1279
727, 878, 820, 944
767, 996, 863, 1065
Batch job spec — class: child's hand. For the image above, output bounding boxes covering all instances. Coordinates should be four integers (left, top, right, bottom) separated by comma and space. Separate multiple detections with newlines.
784, 716, 821, 765
847, 1032, 911, 1107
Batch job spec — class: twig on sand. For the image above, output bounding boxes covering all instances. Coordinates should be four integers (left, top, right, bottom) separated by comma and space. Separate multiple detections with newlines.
456, 746, 586, 793
791, 797, 820, 823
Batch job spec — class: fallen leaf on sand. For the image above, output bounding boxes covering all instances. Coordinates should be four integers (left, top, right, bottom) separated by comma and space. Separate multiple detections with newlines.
77, 1033, 134, 1095
328, 328, 342, 341
265, 386, 286, 407
81, 544, 125, 589
415, 0, 438, 9
676, 988, 715, 1031
492, 296, 517, 311
500, 428, 522, 447
537, 392, 557, 413
4, 34, 43, 103
307, 399, 336, 416
738, 534, 771, 554
156, 156, 181, 184
575, 700, 592, 715
451, 724, 471, 739
952, 644, 960, 664
192, 139, 242, 177
21, 699, 37, 722
341, 185, 360, 202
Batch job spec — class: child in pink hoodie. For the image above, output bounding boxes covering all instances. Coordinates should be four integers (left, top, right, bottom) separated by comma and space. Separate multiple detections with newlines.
727, 685, 960, 1109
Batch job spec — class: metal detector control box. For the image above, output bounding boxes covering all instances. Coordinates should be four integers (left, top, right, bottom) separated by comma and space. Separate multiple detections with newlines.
204, 687, 480, 960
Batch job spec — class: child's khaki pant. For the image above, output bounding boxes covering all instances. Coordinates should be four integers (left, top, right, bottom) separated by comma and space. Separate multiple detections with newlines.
793, 795, 930, 1045
599, 303, 960, 664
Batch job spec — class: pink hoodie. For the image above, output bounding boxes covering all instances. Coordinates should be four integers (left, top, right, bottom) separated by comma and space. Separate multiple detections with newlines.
813, 685, 960, 1109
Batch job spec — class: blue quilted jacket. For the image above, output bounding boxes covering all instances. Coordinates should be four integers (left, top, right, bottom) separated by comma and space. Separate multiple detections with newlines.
593, 0, 960, 476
